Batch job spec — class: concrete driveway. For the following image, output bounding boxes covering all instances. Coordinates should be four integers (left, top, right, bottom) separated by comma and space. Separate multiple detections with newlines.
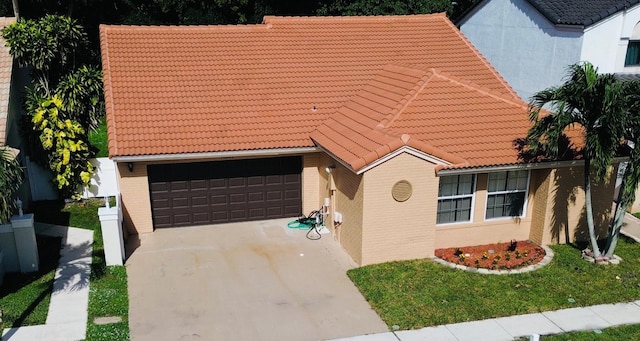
126, 218, 388, 341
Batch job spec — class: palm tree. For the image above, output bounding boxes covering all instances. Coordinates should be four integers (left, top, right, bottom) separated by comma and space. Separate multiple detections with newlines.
605, 79, 640, 257
0, 147, 23, 223
526, 62, 627, 259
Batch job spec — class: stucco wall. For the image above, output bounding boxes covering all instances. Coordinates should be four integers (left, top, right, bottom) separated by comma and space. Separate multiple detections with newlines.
581, 11, 627, 73
529, 168, 552, 245
333, 161, 364, 264
302, 153, 321, 216
609, 4, 640, 73
435, 172, 532, 249
532, 166, 614, 245
117, 162, 153, 234
459, 0, 582, 101
360, 153, 438, 265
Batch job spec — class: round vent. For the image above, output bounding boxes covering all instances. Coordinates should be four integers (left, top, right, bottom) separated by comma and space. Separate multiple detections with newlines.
392, 180, 412, 202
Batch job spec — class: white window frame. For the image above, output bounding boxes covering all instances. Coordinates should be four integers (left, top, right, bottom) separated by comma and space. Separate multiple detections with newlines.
484, 170, 530, 220
436, 174, 476, 225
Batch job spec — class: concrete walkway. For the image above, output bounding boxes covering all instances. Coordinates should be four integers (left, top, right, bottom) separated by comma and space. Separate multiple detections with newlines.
621, 211, 640, 242
329, 301, 640, 341
2, 223, 93, 341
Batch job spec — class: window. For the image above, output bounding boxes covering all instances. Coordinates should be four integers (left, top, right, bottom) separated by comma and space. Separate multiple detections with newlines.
625, 41, 640, 66
486, 170, 529, 219
437, 174, 475, 224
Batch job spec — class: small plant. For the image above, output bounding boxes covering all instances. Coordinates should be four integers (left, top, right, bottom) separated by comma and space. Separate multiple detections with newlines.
505, 252, 511, 261
458, 253, 466, 262
474, 259, 480, 268
523, 251, 529, 257
454, 248, 463, 256
481, 252, 489, 260
515, 250, 522, 259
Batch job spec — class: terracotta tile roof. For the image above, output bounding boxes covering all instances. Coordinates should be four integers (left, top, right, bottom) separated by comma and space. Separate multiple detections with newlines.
0, 17, 15, 146
310, 64, 536, 173
100, 14, 519, 158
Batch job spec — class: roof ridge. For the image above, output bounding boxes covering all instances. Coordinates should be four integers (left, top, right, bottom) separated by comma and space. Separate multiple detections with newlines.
263, 13, 447, 24
446, 18, 520, 99
99, 23, 269, 30
377, 67, 436, 129
432, 70, 529, 110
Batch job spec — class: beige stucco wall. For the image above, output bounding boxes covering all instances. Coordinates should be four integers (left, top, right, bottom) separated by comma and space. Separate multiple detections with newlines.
360, 153, 438, 265
529, 169, 552, 245
531, 166, 614, 245
117, 162, 153, 234
332, 161, 365, 264
630, 186, 640, 213
302, 153, 321, 216
434, 172, 533, 250
120, 154, 322, 235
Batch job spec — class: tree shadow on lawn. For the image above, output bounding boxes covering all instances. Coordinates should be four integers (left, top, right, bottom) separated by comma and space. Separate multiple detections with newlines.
0, 235, 61, 328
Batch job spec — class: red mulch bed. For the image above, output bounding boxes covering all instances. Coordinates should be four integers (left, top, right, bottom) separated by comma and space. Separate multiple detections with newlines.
434, 240, 546, 270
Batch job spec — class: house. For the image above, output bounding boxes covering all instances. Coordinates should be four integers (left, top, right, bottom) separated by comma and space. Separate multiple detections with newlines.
458, 0, 640, 101
99, 14, 614, 266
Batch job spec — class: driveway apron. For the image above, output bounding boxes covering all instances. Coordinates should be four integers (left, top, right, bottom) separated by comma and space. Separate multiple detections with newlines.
126, 218, 388, 341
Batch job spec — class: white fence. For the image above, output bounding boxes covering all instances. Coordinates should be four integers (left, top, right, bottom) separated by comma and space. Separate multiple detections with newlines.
82, 157, 118, 199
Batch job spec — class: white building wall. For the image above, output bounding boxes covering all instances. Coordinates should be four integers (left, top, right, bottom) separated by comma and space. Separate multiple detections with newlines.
459, 0, 583, 101
581, 13, 625, 73
613, 5, 640, 73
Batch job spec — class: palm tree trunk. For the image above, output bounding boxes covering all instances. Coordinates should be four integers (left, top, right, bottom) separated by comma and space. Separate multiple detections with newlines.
11, 0, 18, 19
584, 158, 602, 258
606, 151, 640, 257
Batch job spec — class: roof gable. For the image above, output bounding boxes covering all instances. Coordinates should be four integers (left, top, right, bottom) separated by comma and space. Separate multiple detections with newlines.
310, 64, 533, 173
100, 14, 519, 158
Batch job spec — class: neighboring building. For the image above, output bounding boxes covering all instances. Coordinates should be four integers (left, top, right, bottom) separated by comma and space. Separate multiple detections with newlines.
100, 14, 614, 266
458, 0, 640, 101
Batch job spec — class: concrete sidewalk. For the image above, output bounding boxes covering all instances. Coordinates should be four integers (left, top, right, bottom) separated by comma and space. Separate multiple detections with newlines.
2, 223, 93, 341
329, 301, 640, 341
621, 211, 640, 242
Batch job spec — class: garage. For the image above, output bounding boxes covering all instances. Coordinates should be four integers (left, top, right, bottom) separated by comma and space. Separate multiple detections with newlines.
148, 156, 302, 228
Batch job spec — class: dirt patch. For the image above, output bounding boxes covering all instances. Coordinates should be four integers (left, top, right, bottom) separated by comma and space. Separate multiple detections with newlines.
435, 240, 546, 270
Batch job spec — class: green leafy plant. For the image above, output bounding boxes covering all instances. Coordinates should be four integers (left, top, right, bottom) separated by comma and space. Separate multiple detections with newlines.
32, 96, 93, 199
0, 147, 23, 223
2, 15, 104, 199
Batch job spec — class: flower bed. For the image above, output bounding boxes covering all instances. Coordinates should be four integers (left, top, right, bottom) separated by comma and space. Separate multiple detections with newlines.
434, 240, 546, 270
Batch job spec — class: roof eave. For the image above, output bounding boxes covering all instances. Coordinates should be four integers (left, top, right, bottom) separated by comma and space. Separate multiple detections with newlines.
111, 147, 319, 163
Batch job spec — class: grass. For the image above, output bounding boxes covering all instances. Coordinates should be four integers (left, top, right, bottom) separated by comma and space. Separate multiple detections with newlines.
0, 235, 62, 328
538, 324, 640, 340
634, 212, 640, 219
89, 118, 108, 158
29, 199, 130, 340
348, 238, 640, 330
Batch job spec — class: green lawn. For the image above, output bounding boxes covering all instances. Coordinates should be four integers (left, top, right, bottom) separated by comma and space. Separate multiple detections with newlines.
30, 199, 130, 340
541, 324, 640, 340
0, 235, 61, 328
348, 238, 640, 330
89, 118, 108, 158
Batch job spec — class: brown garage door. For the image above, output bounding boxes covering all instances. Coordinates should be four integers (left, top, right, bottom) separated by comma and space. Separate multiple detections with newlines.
148, 156, 302, 228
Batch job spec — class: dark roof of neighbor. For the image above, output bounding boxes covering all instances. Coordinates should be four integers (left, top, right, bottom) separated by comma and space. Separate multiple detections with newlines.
457, 0, 640, 27
527, 0, 640, 26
